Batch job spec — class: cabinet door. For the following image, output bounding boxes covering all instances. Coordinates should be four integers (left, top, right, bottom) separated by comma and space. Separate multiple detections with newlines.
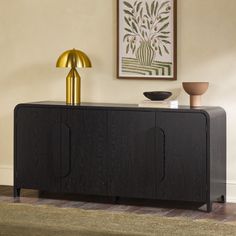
15, 107, 61, 191
61, 109, 108, 196
156, 112, 207, 202
108, 110, 160, 199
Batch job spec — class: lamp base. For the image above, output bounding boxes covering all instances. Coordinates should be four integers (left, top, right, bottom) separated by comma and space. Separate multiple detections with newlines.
190, 95, 201, 107
66, 68, 81, 105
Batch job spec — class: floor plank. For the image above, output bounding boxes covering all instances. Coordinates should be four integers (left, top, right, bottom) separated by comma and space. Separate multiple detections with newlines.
0, 186, 235, 222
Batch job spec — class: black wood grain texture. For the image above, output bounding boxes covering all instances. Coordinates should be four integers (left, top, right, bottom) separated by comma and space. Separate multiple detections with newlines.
61, 109, 108, 196
14, 102, 226, 212
52, 123, 71, 178
108, 111, 159, 199
14, 107, 61, 192
207, 108, 227, 203
60, 123, 71, 177
156, 111, 207, 202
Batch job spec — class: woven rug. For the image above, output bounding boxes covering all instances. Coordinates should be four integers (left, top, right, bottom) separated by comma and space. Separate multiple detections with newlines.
0, 203, 236, 236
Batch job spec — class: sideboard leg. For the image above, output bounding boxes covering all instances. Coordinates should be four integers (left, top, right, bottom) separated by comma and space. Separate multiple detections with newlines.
207, 202, 212, 213
112, 196, 120, 204
13, 187, 21, 198
220, 195, 226, 203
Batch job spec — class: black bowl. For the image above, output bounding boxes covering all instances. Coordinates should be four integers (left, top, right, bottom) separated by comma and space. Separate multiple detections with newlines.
143, 91, 172, 101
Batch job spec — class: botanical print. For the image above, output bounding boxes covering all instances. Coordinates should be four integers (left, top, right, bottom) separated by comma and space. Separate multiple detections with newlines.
118, 0, 176, 79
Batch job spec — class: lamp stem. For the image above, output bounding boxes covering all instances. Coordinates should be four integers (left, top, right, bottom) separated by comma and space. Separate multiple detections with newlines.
66, 68, 81, 105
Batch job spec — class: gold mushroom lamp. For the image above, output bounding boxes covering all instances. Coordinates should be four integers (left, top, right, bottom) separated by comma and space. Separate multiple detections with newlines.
56, 49, 92, 105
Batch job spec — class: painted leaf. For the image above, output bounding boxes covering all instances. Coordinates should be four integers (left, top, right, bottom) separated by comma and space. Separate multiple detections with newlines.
150, 34, 156, 40
158, 35, 169, 38
147, 20, 150, 30
154, 1, 159, 16
132, 17, 138, 25
126, 44, 130, 54
136, 2, 142, 12
159, 1, 169, 11
132, 43, 136, 53
158, 22, 169, 33
124, 17, 131, 26
162, 39, 171, 44
163, 45, 169, 54
124, 9, 133, 16
151, 1, 155, 16
161, 31, 170, 34
140, 8, 143, 18
132, 22, 138, 33
158, 46, 163, 56
161, 11, 170, 15
146, 2, 151, 17
123, 1, 133, 9
125, 28, 132, 33
123, 34, 132, 41
159, 16, 169, 23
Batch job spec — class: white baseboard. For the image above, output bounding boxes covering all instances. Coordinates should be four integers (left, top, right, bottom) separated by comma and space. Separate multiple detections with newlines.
0, 164, 236, 203
0, 165, 13, 186
227, 181, 236, 203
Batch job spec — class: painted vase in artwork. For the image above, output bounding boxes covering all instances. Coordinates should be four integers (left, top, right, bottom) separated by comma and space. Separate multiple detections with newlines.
136, 42, 155, 66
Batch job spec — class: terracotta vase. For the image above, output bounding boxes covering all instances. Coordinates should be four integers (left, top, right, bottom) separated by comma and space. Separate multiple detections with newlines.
182, 82, 209, 107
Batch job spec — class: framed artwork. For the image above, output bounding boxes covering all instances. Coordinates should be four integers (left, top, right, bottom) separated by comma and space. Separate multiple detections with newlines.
117, 0, 177, 80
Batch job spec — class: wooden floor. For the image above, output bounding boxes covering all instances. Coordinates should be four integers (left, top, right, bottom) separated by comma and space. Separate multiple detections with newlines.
0, 186, 235, 222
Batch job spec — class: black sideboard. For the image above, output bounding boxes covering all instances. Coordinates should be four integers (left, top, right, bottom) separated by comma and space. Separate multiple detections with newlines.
14, 102, 226, 212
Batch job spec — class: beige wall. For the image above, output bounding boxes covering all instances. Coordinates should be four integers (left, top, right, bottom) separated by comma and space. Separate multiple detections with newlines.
0, 0, 236, 201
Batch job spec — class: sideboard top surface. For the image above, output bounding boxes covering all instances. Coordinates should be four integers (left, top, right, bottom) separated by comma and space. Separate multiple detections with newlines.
14, 101, 226, 118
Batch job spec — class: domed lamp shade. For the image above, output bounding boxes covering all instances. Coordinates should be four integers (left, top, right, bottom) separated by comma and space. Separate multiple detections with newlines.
56, 49, 92, 105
